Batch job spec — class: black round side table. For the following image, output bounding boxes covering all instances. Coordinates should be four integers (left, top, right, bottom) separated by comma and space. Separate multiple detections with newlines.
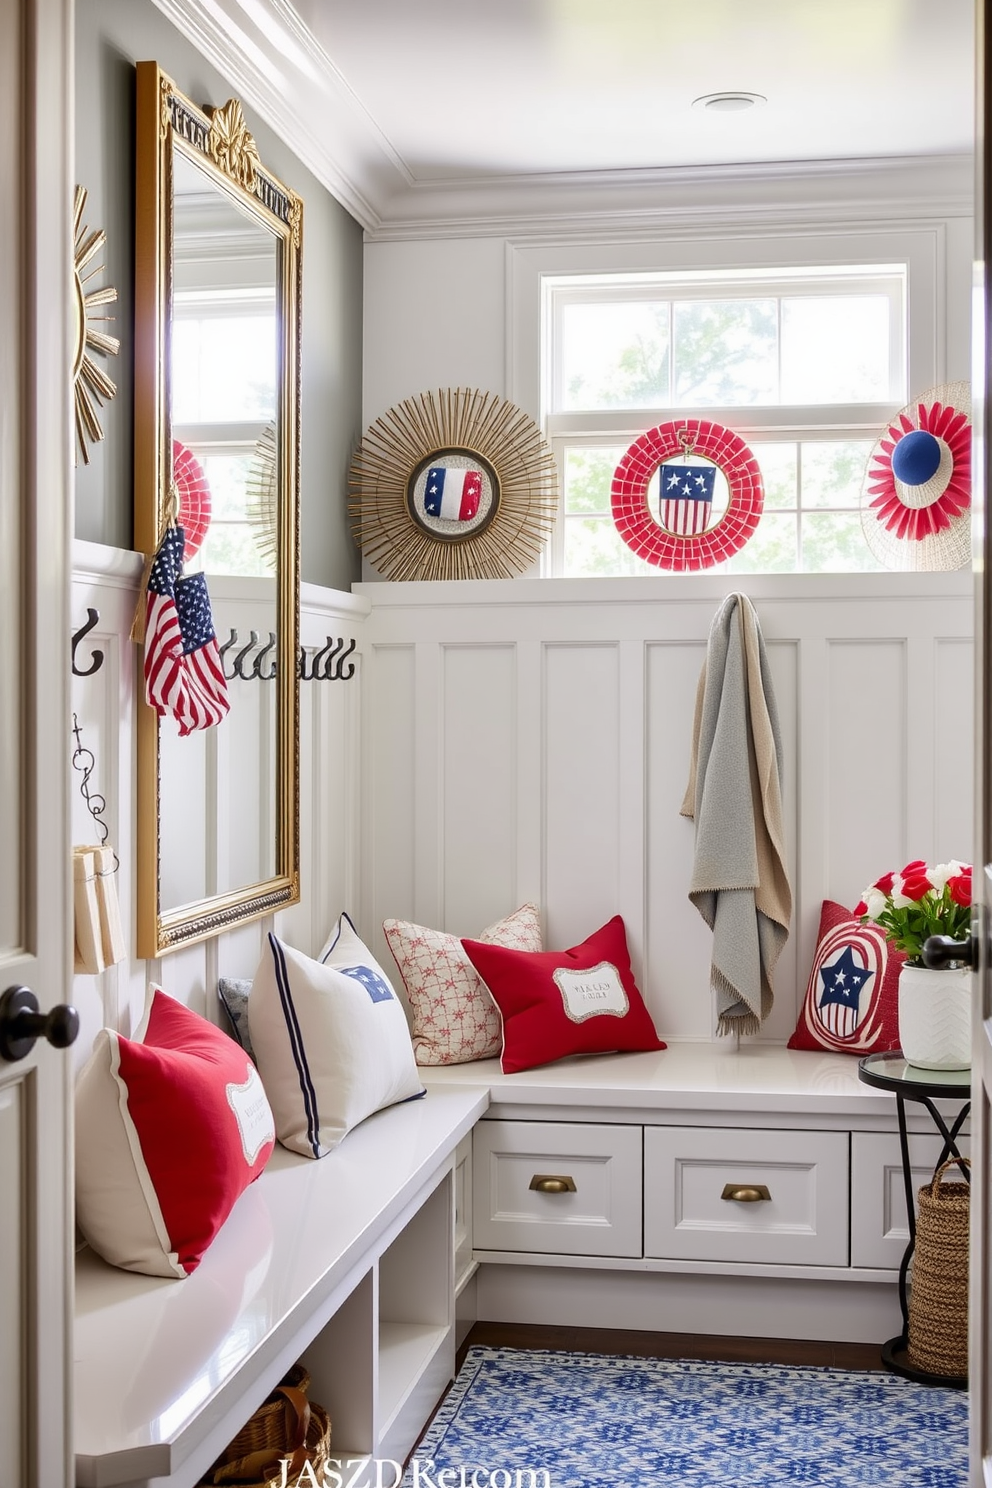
858, 1050, 970, 1389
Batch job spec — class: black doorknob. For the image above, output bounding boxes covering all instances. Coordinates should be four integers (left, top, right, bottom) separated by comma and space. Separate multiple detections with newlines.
0, 985, 80, 1063
922, 934, 978, 971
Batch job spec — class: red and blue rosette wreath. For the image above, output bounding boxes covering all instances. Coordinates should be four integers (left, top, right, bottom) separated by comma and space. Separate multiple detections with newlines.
860, 382, 971, 571
610, 419, 763, 572
171, 439, 212, 563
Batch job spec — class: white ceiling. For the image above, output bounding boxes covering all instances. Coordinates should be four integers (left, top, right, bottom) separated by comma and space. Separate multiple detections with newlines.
293, 0, 975, 180
159, 0, 976, 232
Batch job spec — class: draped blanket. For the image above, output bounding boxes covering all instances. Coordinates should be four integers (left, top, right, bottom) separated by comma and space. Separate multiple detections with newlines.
680, 593, 792, 1035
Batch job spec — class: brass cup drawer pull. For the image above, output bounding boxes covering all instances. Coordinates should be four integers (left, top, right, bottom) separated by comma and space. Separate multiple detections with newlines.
529, 1174, 577, 1194
721, 1183, 772, 1203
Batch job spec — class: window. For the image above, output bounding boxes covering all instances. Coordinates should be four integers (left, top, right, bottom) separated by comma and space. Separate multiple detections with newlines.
171, 285, 277, 577
542, 265, 907, 576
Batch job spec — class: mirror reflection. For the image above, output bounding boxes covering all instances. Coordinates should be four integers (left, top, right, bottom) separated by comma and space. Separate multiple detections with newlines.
158, 153, 280, 907
134, 63, 301, 956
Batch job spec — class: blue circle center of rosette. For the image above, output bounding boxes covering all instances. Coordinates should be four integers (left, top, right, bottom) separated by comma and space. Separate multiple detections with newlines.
891, 428, 942, 486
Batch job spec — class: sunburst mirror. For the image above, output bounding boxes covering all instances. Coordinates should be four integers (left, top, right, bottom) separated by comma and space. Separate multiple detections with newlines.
349, 387, 559, 581
72, 186, 119, 465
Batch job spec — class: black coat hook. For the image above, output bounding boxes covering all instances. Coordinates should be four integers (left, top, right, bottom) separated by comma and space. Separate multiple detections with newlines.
253, 632, 278, 680
71, 609, 104, 677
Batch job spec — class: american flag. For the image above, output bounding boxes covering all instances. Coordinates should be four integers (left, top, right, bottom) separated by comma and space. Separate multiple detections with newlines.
143, 526, 230, 736
659, 462, 716, 535
423, 466, 482, 522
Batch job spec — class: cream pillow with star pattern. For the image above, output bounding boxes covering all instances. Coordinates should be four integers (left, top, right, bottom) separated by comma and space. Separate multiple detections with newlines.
787, 900, 904, 1056
383, 903, 543, 1065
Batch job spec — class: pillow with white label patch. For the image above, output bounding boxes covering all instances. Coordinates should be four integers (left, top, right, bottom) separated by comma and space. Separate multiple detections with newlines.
248, 917, 425, 1158
461, 914, 665, 1074
75, 987, 275, 1278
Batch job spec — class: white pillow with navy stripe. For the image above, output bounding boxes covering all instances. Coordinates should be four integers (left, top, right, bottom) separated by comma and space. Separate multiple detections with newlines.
248, 916, 424, 1158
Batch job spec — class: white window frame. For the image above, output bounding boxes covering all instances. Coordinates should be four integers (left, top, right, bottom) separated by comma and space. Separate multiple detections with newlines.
506, 226, 945, 576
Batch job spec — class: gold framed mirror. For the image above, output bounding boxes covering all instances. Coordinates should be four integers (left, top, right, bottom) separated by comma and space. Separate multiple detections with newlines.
134, 62, 301, 957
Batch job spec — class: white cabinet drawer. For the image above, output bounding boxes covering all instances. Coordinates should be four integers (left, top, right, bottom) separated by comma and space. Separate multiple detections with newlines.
644, 1126, 849, 1266
851, 1130, 970, 1270
473, 1120, 642, 1257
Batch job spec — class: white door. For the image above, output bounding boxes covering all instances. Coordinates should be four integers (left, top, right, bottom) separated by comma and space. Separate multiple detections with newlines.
0, 2, 75, 1486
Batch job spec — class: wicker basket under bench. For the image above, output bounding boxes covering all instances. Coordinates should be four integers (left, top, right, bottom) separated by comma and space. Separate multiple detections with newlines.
73, 1086, 486, 1488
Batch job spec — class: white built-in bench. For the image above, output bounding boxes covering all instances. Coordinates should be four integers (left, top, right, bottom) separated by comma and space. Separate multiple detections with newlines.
425, 1043, 969, 1348
73, 1085, 487, 1488
74, 1045, 968, 1488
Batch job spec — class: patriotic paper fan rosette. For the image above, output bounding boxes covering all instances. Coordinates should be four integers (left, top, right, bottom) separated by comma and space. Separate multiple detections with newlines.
861, 382, 971, 571
171, 440, 212, 562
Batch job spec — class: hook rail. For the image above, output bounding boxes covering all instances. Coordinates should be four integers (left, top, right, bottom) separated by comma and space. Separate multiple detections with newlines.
217, 629, 356, 682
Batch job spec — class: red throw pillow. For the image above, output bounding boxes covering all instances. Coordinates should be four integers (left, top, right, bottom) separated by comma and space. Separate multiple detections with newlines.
461, 914, 665, 1074
75, 988, 276, 1276
788, 899, 904, 1056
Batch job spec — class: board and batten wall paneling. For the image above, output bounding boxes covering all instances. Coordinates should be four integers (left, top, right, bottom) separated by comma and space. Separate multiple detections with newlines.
359, 573, 973, 1044
544, 644, 621, 950
933, 637, 975, 862
441, 644, 517, 935
825, 640, 908, 901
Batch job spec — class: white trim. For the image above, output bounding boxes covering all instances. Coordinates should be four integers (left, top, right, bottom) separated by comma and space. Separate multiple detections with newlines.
149, 1, 975, 237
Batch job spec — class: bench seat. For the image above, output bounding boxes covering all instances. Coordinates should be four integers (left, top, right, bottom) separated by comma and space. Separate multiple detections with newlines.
74, 1084, 487, 1488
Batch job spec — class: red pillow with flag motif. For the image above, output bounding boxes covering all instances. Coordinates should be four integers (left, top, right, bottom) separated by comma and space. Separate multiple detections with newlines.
75, 988, 275, 1277
787, 899, 904, 1056
461, 914, 665, 1074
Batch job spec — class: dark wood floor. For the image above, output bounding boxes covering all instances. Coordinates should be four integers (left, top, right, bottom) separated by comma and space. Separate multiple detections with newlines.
458, 1320, 885, 1373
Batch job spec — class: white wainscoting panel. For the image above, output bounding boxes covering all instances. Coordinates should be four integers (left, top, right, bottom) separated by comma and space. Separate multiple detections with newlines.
357, 573, 973, 1044
442, 644, 517, 935
70, 542, 367, 1059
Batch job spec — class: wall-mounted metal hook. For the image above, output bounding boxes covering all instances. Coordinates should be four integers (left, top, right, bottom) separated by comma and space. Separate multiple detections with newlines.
252, 632, 278, 680
218, 629, 240, 680
318, 637, 344, 679
332, 637, 357, 680
233, 630, 260, 680
307, 636, 336, 680
71, 609, 105, 677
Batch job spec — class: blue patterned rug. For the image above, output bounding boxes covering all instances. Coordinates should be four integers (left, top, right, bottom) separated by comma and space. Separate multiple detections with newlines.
404, 1347, 968, 1487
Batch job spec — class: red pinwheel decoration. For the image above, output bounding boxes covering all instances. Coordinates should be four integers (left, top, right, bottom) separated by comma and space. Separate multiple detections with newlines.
172, 440, 212, 562
860, 382, 971, 571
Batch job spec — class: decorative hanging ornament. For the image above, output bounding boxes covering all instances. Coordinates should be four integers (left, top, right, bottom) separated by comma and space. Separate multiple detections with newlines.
349, 388, 558, 581
860, 381, 971, 571
171, 440, 212, 561
611, 419, 763, 572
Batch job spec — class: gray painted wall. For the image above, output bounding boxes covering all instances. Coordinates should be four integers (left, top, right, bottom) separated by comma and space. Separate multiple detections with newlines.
74, 0, 364, 589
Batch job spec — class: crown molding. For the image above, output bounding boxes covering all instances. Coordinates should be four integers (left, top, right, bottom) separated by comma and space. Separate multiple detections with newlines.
153, 0, 974, 241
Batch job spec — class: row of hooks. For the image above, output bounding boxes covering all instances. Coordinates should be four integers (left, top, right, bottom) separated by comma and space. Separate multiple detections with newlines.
72, 610, 358, 683
218, 629, 357, 682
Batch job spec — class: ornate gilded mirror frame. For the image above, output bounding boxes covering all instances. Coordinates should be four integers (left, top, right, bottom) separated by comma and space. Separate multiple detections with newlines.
134, 61, 301, 956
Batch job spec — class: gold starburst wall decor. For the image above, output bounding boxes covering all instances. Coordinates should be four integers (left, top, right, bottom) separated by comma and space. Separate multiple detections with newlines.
72, 186, 119, 465
246, 421, 279, 573
349, 388, 559, 581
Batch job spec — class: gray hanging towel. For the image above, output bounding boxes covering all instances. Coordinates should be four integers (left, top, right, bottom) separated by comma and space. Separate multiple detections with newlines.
680, 593, 792, 1035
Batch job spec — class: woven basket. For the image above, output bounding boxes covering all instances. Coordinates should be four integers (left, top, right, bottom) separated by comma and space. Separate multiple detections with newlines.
907, 1157, 970, 1379
199, 1364, 332, 1487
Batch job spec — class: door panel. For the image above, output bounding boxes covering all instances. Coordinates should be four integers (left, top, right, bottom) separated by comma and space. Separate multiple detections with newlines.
0, 2, 73, 1486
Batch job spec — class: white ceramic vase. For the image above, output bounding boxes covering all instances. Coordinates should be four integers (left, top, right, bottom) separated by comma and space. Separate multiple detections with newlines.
897, 964, 972, 1070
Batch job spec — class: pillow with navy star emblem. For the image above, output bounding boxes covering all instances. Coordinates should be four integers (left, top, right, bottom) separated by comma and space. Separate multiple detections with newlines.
247, 915, 424, 1157
787, 900, 904, 1056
